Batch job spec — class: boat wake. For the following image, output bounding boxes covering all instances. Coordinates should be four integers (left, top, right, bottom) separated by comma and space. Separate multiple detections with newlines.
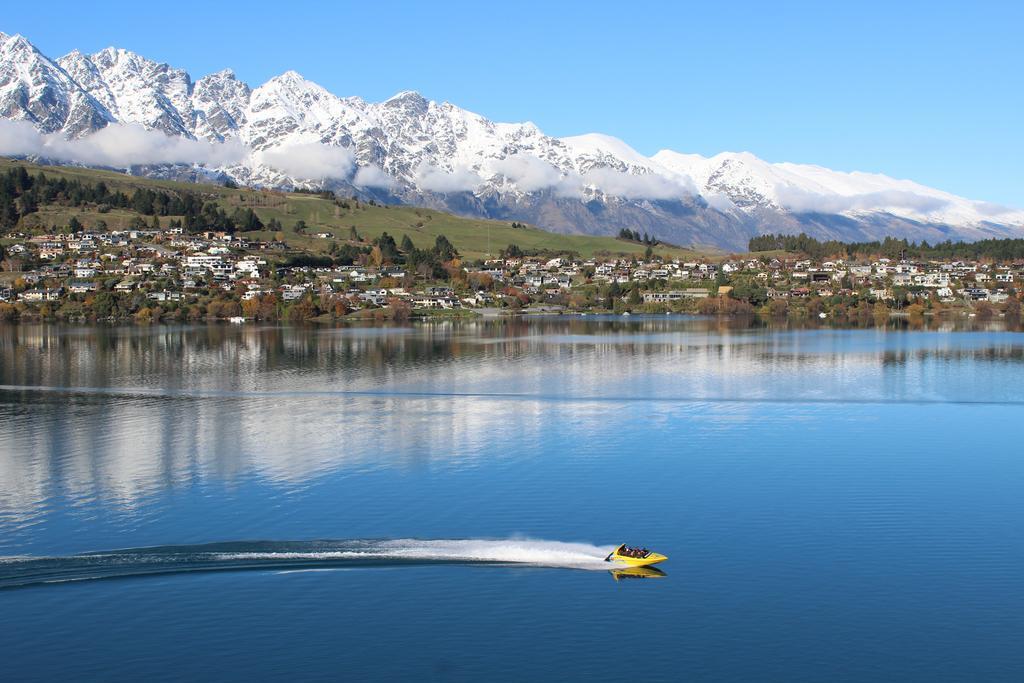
0, 539, 616, 590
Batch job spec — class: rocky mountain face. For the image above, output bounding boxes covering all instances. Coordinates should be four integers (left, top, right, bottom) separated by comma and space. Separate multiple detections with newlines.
0, 33, 113, 137
2, 31, 1022, 250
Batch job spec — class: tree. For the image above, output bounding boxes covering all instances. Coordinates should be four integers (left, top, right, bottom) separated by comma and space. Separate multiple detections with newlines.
732, 279, 768, 306
502, 243, 524, 258
872, 301, 890, 327
388, 297, 412, 322
1005, 296, 1021, 324
400, 234, 415, 253
241, 298, 260, 319
230, 208, 263, 231
627, 287, 641, 308
906, 303, 926, 327
765, 299, 788, 319
287, 295, 318, 322
605, 281, 621, 309
374, 232, 400, 262
434, 234, 458, 261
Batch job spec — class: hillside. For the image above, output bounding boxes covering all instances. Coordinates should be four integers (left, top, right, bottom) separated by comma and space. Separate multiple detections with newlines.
0, 159, 709, 260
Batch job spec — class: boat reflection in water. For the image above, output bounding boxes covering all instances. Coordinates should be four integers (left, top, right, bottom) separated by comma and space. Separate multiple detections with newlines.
610, 566, 667, 581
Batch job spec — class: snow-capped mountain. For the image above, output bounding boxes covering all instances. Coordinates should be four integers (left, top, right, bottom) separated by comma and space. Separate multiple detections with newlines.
2, 31, 1022, 250
0, 32, 112, 137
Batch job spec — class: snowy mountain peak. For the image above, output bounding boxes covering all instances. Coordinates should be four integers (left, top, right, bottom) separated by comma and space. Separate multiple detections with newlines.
269, 69, 313, 87
56, 44, 195, 138
2, 33, 34, 52
0, 32, 113, 137
384, 89, 428, 108
385, 89, 424, 101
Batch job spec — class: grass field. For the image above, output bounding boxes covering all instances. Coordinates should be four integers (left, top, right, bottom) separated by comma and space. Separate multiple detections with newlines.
1, 158, 718, 260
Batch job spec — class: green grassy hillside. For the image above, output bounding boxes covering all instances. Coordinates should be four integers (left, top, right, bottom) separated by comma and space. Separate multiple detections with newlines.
0, 159, 712, 260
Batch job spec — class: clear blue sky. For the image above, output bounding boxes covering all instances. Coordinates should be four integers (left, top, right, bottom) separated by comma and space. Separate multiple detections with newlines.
6, 0, 1023, 206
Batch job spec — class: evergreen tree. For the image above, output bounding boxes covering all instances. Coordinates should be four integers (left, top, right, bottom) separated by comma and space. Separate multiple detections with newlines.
434, 234, 458, 261
374, 232, 400, 262
502, 243, 524, 258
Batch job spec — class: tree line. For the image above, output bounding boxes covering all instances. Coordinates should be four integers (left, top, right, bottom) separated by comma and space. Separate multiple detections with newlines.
749, 232, 1024, 261
0, 167, 267, 233
617, 228, 660, 245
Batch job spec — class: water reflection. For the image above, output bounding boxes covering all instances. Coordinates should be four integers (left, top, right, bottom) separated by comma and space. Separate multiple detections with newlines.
1, 319, 1023, 543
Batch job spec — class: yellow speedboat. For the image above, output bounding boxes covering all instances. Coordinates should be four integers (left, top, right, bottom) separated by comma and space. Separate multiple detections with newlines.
605, 544, 667, 567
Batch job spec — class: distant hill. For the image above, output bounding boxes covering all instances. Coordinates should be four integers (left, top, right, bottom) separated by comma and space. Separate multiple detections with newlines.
0, 159, 707, 260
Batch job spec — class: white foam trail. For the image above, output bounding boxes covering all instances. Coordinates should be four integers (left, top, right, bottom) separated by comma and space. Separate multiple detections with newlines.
379, 539, 616, 569
214, 539, 616, 570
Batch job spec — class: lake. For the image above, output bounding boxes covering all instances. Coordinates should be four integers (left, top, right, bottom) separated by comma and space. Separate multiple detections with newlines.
1, 317, 1023, 681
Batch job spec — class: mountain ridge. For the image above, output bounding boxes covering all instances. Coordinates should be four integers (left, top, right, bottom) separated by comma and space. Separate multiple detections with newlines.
1, 30, 1021, 250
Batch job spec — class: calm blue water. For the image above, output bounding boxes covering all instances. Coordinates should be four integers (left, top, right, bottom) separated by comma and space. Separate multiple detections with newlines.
1, 318, 1023, 681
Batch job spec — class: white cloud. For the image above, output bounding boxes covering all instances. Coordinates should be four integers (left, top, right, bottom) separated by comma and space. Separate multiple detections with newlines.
581, 167, 693, 200
489, 154, 568, 193
0, 120, 361, 183
414, 161, 480, 193
257, 142, 354, 180
973, 200, 1014, 217
0, 120, 246, 167
353, 164, 396, 190
776, 187, 950, 214
704, 192, 737, 211
481, 153, 700, 201
0, 119, 42, 156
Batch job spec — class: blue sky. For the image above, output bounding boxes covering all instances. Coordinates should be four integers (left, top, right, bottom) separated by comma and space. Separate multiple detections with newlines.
6, 0, 1023, 206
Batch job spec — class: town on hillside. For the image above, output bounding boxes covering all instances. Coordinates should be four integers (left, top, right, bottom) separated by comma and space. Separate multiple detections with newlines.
2, 217, 1022, 327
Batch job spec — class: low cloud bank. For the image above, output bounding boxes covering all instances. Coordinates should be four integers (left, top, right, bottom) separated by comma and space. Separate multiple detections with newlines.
4, 122, 994, 219
0, 120, 694, 199
414, 161, 481, 193
488, 154, 570, 194
973, 200, 1015, 217
0, 120, 360, 182
256, 142, 353, 180
353, 164, 397, 190
416, 153, 697, 201
704, 192, 737, 211
580, 167, 695, 200
777, 187, 950, 214
0, 119, 246, 167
